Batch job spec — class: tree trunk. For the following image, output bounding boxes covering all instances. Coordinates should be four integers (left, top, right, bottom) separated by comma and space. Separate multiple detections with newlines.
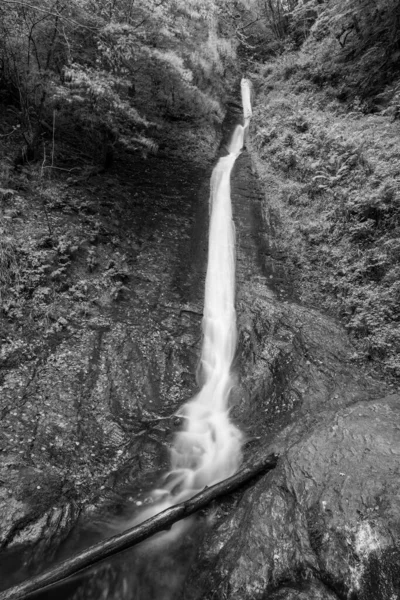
0, 453, 278, 600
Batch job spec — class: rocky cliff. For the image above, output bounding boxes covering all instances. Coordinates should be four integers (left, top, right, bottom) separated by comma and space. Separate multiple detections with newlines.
1, 91, 399, 600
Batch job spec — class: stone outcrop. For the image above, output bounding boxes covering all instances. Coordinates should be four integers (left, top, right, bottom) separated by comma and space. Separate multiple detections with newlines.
182, 133, 399, 600
1, 95, 399, 600
0, 154, 209, 589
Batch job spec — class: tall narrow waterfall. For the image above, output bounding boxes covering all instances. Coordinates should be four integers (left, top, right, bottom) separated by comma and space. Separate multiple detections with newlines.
131, 79, 252, 533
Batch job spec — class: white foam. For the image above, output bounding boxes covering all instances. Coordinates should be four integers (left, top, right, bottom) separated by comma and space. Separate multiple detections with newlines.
127, 79, 253, 540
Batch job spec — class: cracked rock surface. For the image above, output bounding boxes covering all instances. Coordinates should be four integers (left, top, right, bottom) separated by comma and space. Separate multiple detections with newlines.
182, 133, 399, 600
1, 102, 399, 600
0, 153, 209, 589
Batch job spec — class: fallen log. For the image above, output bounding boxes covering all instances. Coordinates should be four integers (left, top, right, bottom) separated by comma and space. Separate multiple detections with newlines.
0, 453, 278, 600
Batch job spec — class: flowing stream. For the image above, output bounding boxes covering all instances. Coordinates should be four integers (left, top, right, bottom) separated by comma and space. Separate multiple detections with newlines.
0, 79, 253, 600
130, 79, 253, 535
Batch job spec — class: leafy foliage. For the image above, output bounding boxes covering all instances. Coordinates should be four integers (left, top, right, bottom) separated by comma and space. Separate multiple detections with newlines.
0, 0, 237, 166
234, 0, 400, 106
305, 0, 400, 102
251, 54, 400, 376
246, 0, 400, 379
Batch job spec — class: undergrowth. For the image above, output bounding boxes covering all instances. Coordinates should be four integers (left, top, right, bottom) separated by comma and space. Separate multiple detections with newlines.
250, 54, 400, 378
0, 157, 135, 368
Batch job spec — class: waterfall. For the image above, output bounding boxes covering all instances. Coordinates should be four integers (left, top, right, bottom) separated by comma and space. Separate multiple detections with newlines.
129, 79, 252, 536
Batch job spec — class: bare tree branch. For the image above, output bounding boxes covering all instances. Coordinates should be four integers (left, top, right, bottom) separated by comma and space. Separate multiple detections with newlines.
1, 0, 99, 32
237, 18, 261, 32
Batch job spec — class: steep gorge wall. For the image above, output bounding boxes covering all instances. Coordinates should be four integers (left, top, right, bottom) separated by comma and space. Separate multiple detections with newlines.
182, 93, 400, 600
0, 149, 210, 590
1, 84, 400, 600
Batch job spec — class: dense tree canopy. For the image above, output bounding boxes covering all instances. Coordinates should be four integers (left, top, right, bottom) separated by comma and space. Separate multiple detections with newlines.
214, 0, 397, 104
0, 0, 240, 165
0, 0, 399, 167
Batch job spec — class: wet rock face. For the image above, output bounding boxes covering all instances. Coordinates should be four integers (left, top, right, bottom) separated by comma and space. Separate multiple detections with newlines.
1, 95, 399, 600
0, 154, 209, 587
182, 140, 399, 600
193, 397, 400, 600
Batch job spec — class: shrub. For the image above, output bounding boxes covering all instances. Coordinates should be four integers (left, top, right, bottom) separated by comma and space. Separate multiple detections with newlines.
250, 62, 400, 378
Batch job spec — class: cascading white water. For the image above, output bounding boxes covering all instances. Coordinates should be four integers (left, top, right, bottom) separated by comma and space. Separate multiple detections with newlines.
241, 78, 252, 127
129, 79, 252, 535
163, 136, 243, 499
